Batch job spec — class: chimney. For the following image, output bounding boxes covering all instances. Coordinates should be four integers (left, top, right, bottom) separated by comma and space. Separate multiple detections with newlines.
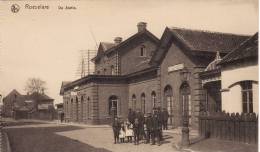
114, 37, 122, 45
137, 22, 147, 32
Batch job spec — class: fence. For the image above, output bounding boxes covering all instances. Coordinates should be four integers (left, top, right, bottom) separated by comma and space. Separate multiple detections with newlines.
199, 111, 258, 144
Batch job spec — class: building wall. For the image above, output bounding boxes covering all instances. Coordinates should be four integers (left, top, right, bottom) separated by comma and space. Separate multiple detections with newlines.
97, 83, 128, 123
221, 62, 258, 114
120, 40, 157, 75
128, 78, 158, 113
95, 54, 118, 75
159, 42, 205, 128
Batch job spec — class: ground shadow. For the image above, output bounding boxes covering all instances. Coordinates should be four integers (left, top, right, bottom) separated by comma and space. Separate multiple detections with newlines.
5, 125, 113, 152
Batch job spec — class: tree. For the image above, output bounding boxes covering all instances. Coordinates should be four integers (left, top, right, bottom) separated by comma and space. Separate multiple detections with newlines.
24, 78, 47, 94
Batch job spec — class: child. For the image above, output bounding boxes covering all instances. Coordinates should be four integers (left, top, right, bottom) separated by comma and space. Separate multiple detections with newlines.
119, 124, 126, 143
125, 121, 133, 143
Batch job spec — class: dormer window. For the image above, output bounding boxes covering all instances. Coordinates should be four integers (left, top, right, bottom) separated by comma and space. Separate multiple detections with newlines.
140, 45, 146, 57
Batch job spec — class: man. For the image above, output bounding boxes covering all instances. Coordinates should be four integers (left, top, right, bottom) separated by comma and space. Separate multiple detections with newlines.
157, 107, 163, 142
162, 108, 169, 130
128, 108, 136, 125
112, 117, 120, 144
145, 113, 152, 144
151, 108, 158, 145
136, 110, 145, 140
133, 118, 139, 145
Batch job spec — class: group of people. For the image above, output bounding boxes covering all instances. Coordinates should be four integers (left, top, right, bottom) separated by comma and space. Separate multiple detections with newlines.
112, 107, 169, 146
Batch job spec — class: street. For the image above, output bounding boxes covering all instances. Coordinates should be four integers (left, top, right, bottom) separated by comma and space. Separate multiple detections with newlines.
3, 120, 258, 152
5, 122, 112, 152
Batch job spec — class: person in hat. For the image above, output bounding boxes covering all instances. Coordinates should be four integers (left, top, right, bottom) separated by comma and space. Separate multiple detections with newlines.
162, 108, 169, 130
145, 112, 152, 144
128, 108, 136, 125
112, 117, 121, 144
133, 118, 140, 145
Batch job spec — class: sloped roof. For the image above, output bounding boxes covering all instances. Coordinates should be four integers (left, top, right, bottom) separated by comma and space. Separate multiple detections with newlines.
150, 27, 251, 65
170, 27, 250, 53
29, 92, 54, 101
100, 42, 115, 51
60, 81, 72, 95
92, 30, 159, 61
5, 89, 21, 98
219, 32, 258, 65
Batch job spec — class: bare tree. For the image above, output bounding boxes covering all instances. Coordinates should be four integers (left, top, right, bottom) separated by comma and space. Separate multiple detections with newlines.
24, 78, 47, 94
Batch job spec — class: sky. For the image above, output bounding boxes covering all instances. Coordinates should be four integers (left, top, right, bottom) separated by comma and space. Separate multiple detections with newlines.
0, 0, 258, 104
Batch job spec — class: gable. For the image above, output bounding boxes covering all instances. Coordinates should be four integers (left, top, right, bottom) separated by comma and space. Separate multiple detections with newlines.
151, 27, 251, 67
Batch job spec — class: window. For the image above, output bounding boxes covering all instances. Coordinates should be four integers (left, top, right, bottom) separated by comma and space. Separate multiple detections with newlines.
140, 45, 146, 57
109, 96, 118, 116
132, 94, 136, 110
241, 81, 253, 113
97, 71, 100, 75
87, 97, 90, 119
111, 65, 115, 75
141, 93, 145, 114
104, 68, 107, 74
151, 91, 156, 108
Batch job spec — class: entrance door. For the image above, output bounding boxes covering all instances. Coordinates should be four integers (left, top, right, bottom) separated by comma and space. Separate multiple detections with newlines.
109, 96, 118, 116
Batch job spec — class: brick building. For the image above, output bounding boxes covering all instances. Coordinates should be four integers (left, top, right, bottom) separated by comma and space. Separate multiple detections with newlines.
3, 90, 55, 120
60, 22, 250, 128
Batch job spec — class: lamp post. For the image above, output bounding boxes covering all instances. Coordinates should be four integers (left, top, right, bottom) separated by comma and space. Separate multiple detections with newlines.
180, 67, 191, 147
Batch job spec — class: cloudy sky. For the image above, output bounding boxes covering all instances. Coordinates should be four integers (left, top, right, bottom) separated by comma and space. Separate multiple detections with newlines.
0, 0, 258, 104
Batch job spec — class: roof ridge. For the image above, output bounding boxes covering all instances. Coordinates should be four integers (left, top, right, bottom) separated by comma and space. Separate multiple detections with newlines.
220, 32, 258, 63
170, 26, 251, 37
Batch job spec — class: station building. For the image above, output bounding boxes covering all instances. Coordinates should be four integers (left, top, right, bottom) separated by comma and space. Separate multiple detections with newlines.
60, 22, 250, 128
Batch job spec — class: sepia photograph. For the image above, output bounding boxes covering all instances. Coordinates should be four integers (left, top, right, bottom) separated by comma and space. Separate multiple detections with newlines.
0, 0, 258, 152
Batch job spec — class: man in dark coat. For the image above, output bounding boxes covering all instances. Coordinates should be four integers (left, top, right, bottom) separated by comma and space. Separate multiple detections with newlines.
133, 118, 139, 145
136, 110, 145, 140
157, 107, 163, 142
162, 108, 169, 130
145, 113, 152, 144
112, 117, 120, 144
150, 108, 157, 145
128, 108, 135, 124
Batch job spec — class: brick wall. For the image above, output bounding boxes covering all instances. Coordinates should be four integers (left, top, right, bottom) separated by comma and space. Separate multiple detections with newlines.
159, 42, 206, 128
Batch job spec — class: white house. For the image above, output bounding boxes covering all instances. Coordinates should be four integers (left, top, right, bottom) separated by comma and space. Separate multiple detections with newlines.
219, 33, 258, 114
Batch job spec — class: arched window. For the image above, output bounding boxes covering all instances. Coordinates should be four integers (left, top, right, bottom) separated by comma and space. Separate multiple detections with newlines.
140, 45, 146, 57
76, 97, 79, 122
151, 91, 156, 108
87, 97, 90, 119
132, 94, 136, 110
80, 96, 84, 122
141, 93, 145, 113
109, 96, 118, 116
70, 98, 73, 121
104, 68, 107, 74
97, 71, 100, 75
164, 85, 173, 126
241, 81, 253, 113
180, 82, 191, 125
111, 65, 115, 75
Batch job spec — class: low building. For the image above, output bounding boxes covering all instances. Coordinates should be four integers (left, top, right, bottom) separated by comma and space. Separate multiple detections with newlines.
220, 33, 258, 114
200, 32, 258, 114
2, 89, 21, 117
61, 22, 250, 128
3, 90, 55, 120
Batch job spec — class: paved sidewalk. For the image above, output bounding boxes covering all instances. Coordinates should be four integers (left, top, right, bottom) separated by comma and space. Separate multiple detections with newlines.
2, 119, 258, 152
